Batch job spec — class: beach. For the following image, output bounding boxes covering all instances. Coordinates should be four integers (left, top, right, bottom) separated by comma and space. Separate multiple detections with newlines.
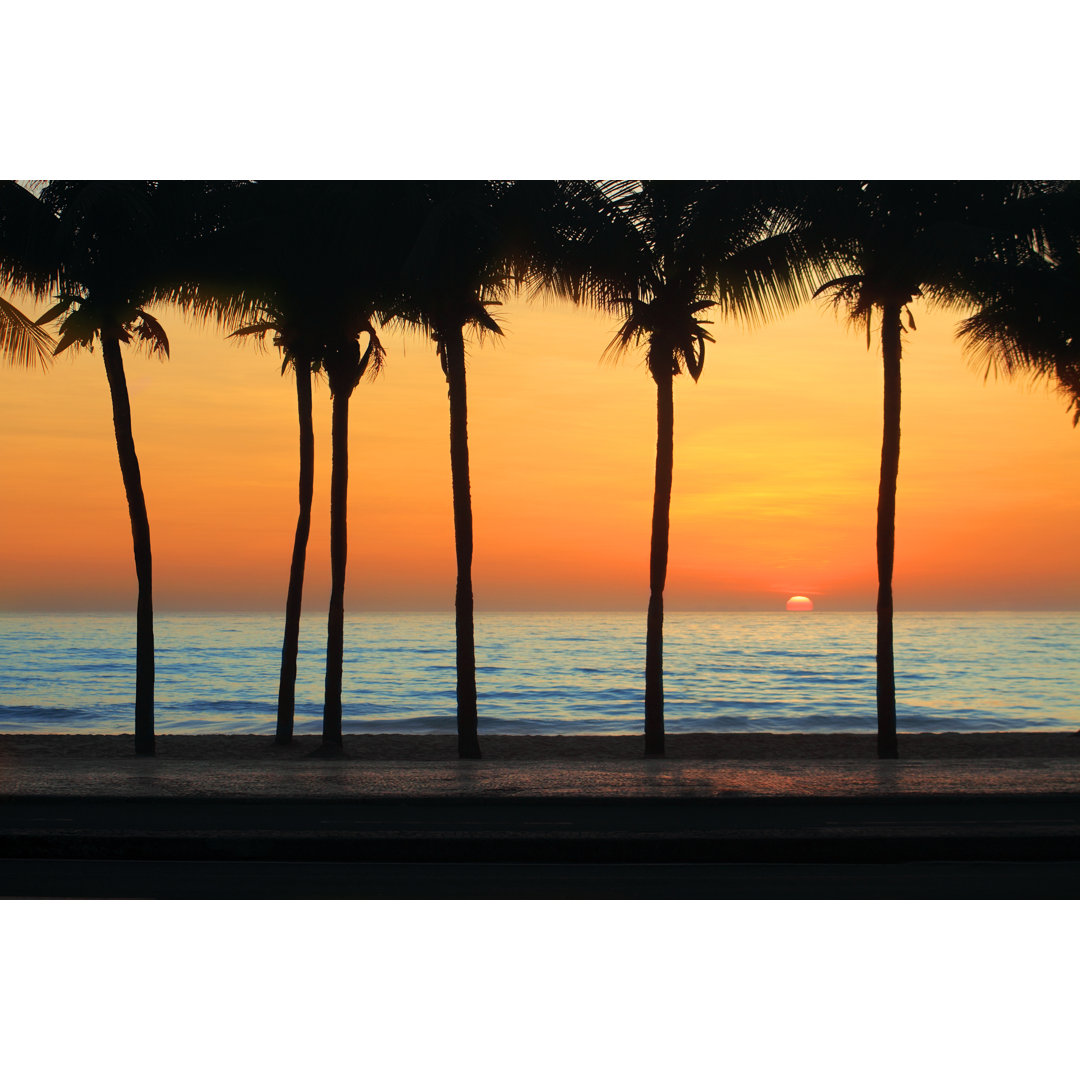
3, 731, 1079, 762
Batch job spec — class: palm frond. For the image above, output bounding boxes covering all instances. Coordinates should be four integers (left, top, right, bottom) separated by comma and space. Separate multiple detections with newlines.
227, 321, 283, 353
35, 296, 75, 327
0, 294, 56, 369
52, 325, 92, 356
358, 323, 387, 381
956, 253, 1080, 429
51, 304, 100, 356
814, 274, 876, 346
166, 283, 273, 337
515, 181, 649, 314
683, 328, 709, 382
467, 298, 504, 338
1055, 361, 1080, 427
601, 298, 649, 364
128, 310, 170, 358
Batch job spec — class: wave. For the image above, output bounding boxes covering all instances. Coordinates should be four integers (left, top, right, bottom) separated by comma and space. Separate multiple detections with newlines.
0, 704, 96, 721
162, 698, 275, 715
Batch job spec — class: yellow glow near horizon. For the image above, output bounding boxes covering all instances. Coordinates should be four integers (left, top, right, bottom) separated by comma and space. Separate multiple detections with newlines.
1, 293, 1078, 612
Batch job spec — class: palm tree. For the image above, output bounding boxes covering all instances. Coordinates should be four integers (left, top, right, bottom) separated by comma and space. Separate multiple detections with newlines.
0, 181, 205, 755
317, 322, 385, 755
164, 181, 326, 746
551, 181, 828, 755
391, 181, 544, 760
168, 182, 395, 754
255, 331, 319, 744
811, 181, 1059, 758
203, 312, 383, 758
216, 314, 322, 745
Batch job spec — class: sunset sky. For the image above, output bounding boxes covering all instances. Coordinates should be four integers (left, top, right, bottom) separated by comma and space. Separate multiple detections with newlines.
2, 286, 1077, 613
4, 0, 1071, 1047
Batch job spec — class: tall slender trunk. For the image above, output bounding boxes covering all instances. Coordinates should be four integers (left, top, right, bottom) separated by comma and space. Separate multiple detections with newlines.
276, 357, 314, 745
101, 329, 155, 756
876, 303, 902, 759
443, 327, 481, 759
644, 366, 674, 756
320, 379, 350, 755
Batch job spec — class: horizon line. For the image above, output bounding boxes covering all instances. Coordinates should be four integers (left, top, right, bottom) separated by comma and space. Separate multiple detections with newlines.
3, 608, 1080, 616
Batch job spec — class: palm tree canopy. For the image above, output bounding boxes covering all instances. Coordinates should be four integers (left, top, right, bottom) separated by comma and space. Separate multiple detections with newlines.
951, 181, 1080, 424
955, 192, 1080, 425
391, 181, 520, 340
388, 181, 628, 351
959, 265, 1080, 423
166, 181, 398, 388
557, 181, 833, 383
810, 181, 1067, 343
0, 181, 242, 359
0, 183, 63, 367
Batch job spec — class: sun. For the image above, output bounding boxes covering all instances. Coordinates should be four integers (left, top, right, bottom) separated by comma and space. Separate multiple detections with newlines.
786, 595, 814, 612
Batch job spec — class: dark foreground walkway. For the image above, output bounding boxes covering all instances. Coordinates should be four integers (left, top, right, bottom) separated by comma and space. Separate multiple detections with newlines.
2, 757, 1078, 898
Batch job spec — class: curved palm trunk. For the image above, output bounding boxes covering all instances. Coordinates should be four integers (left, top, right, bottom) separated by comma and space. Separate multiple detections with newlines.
876, 303, 902, 759
320, 379, 351, 755
101, 330, 155, 756
443, 328, 481, 759
645, 366, 674, 756
276, 358, 314, 745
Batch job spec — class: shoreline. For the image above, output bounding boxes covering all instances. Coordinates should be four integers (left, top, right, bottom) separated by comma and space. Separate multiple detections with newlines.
3, 732, 1080, 762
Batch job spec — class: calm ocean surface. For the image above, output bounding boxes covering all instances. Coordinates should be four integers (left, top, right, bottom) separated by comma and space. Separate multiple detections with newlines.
0, 611, 1077, 736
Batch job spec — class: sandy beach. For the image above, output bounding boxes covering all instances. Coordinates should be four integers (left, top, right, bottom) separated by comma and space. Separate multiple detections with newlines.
2, 731, 1079, 762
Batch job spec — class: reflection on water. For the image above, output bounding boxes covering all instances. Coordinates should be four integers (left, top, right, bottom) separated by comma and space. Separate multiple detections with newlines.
0, 611, 1078, 735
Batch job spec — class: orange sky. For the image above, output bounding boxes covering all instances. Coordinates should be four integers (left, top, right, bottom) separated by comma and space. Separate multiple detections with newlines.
2, 293, 1078, 612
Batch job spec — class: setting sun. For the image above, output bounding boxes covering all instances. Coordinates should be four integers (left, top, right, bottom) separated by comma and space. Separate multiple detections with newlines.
786, 596, 814, 612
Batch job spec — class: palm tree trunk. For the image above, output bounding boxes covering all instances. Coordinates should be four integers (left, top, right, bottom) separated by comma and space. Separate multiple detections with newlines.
645, 367, 674, 756
100, 329, 155, 756
876, 303, 902, 759
276, 357, 314, 745
320, 380, 350, 755
443, 328, 481, 759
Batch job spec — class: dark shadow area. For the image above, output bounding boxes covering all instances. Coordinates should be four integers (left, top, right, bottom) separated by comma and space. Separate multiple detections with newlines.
4, 858, 1080, 900
3, 793, 1078, 898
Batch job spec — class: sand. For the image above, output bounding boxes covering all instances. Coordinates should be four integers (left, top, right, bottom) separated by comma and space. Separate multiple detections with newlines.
1, 731, 1079, 762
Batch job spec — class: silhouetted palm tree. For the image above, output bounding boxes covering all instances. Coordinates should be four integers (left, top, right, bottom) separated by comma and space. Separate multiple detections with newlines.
318, 323, 385, 754
165, 182, 326, 745
392, 181, 549, 759
0, 181, 203, 755
554, 181, 828, 755
203, 311, 383, 757
169, 182, 396, 753
154, 182, 319, 744
223, 316, 322, 744
812, 181, 1059, 758
277, 343, 316, 743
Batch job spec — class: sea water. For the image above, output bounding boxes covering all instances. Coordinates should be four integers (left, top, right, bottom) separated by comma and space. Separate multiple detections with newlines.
0, 611, 1077, 735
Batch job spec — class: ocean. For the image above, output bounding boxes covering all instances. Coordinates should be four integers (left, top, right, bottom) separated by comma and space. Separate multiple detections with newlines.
0, 611, 1077, 736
